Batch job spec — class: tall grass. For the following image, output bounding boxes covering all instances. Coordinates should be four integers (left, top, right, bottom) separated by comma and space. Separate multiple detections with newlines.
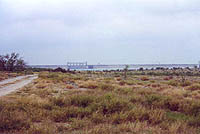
1, 71, 200, 133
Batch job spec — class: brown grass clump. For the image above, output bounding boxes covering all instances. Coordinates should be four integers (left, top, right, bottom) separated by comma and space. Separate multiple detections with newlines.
28, 122, 57, 134
119, 80, 126, 86
99, 83, 115, 91
140, 76, 149, 81
163, 76, 173, 81
151, 83, 161, 88
66, 84, 74, 89
168, 80, 179, 86
180, 81, 192, 87
0, 109, 30, 131
79, 82, 98, 89
0, 72, 22, 81
186, 84, 200, 91
36, 83, 48, 89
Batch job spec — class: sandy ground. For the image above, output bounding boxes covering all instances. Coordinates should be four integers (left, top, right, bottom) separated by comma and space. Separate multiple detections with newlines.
0, 75, 38, 97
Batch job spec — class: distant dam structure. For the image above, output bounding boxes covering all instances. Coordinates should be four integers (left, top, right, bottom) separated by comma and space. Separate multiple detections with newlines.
67, 62, 94, 69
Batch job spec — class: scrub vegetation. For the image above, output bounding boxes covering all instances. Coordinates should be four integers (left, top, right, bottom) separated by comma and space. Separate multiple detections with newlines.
0, 72, 22, 81
1, 69, 200, 133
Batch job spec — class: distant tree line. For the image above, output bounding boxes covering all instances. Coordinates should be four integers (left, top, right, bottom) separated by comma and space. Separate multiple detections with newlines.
0, 53, 26, 72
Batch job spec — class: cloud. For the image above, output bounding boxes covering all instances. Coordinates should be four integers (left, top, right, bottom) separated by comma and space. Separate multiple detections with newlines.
0, 0, 200, 64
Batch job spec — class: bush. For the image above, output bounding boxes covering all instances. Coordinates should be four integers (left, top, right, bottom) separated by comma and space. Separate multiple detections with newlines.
98, 94, 132, 114
144, 94, 163, 105
70, 95, 95, 107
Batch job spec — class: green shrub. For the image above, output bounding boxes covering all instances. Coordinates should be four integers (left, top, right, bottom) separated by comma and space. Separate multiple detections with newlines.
98, 94, 132, 114
144, 94, 163, 105
70, 95, 95, 107
166, 112, 190, 122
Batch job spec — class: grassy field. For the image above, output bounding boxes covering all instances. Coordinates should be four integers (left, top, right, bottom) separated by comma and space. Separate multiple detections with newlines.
0, 72, 23, 81
1, 70, 200, 133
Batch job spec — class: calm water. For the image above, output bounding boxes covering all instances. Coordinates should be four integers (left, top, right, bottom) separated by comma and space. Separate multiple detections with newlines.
30, 64, 198, 71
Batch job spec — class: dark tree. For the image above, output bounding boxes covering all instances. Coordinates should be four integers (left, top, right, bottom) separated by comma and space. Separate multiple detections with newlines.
0, 53, 26, 72
0, 55, 6, 71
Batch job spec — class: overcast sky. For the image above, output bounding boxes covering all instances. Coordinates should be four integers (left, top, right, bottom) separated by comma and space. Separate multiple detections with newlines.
0, 0, 200, 65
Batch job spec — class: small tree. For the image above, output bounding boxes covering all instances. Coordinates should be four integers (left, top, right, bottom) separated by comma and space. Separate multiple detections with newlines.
180, 69, 186, 85
0, 53, 26, 72
124, 65, 129, 79
0, 55, 6, 71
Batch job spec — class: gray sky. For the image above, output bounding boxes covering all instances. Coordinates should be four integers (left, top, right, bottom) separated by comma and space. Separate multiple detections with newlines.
0, 0, 200, 65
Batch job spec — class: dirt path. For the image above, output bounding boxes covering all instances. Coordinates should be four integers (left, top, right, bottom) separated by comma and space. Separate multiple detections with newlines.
0, 74, 38, 97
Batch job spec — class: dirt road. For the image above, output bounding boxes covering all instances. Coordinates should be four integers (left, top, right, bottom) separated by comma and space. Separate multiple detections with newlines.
0, 75, 38, 97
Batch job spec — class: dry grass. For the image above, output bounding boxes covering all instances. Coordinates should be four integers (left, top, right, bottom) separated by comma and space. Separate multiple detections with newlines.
0, 72, 22, 81
1, 71, 200, 133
